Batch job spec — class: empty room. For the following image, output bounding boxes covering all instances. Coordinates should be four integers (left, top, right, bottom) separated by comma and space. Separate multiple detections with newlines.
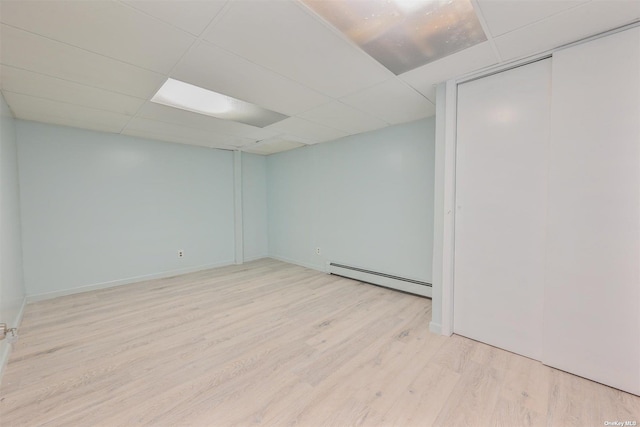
1, 0, 639, 425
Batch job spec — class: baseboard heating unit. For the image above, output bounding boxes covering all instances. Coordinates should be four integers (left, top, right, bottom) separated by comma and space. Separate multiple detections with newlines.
327, 262, 432, 298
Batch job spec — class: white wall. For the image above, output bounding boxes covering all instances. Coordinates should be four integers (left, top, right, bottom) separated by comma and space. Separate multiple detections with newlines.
17, 121, 235, 298
267, 118, 436, 283
0, 93, 26, 377
242, 153, 268, 261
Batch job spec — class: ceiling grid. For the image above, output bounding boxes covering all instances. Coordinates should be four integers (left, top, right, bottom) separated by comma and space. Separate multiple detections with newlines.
1, 0, 638, 154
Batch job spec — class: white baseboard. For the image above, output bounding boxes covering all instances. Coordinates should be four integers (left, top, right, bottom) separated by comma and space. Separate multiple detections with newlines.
243, 254, 269, 263
26, 261, 234, 303
429, 321, 442, 335
267, 255, 325, 273
0, 296, 27, 385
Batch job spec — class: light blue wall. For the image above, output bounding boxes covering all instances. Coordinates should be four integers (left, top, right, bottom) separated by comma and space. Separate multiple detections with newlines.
11, 115, 434, 302
267, 118, 436, 282
267, 147, 316, 268
16, 121, 235, 297
0, 93, 26, 375
242, 153, 268, 261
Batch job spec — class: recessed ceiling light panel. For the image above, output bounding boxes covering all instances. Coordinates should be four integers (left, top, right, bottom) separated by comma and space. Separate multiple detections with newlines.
302, 0, 487, 75
151, 78, 288, 127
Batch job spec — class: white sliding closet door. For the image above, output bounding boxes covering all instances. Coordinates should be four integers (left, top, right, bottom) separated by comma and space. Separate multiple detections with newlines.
543, 27, 640, 395
453, 59, 551, 360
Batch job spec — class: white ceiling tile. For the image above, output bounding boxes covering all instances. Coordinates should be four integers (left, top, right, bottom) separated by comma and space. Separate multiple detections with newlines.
494, 1, 640, 61
136, 102, 265, 138
277, 133, 316, 145
1, 65, 144, 116
304, 0, 487, 75
123, 127, 235, 150
4, 0, 632, 146
0, 25, 165, 99
172, 41, 331, 116
122, 0, 227, 36
1, 0, 195, 74
400, 41, 499, 101
243, 127, 283, 142
477, 0, 587, 37
341, 78, 435, 124
265, 117, 347, 143
3, 91, 131, 133
298, 101, 388, 134
203, 0, 392, 98
124, 117, 253, 148
243, 138, 306, 156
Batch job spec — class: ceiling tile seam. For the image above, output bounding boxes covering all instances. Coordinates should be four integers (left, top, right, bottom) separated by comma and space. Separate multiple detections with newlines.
119, 30, 211, 135
329, 101, 391, 128
123, 128, 252, 151
17, 118, 124, 136
0, 23, 169, 77
115, 1, 195, 35
289, 73, 429, 122
121, 2, 250, 141
2, 89, 132, 118
394, 78, 436, 106
270, 132, 316, 145
121, 0, 322, 138
0, 91, 19, 119
243, 137, 300, 151
283, 98, 337, 118
279, 74, 401, 117
251, 133, 286, 144
4, 2, 201, 66
292, 0, 396, 79
0, 87, 138, 117
397, 77, 434, 103
123, 127, 241, 150
201, 0, 235, 36
3, 3, 423, 148
118, 105, 149, 135
115, 0, 227, 37
125, 132, 237, 151
197, 39, 334, 113
113, 0, 208, 39
266, 126, 321, 143
470, 0, 502, 63
337, 76, 436, 120
131, 113, 264, 138
334, 99, 393, 127
0, 64, 149, 102
289, 111, 365, 135
161, 2, 236, 82
123, 116, 257, 147
490, 0, 594, 40
197, 5, 397, 105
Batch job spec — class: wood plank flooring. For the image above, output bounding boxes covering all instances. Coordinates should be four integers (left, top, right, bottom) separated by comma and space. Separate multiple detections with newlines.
1, 258, 638, 426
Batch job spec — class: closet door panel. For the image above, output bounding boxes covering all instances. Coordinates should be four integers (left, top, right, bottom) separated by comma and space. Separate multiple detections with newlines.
543, 27, 640, 395
454, 59, 551, 360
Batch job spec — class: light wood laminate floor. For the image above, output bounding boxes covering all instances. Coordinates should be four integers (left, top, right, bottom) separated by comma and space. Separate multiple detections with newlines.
1, 259, 638, 426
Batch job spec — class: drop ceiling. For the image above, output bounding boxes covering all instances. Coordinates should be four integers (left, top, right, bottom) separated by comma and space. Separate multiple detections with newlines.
1, 0, 639, 155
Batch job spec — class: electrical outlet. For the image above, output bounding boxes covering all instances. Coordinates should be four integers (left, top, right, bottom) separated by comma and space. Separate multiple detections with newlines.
315, 247, 321, 255
0, 324, 17, 344
6, 328, 18, 344
178, 249, 184, 258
